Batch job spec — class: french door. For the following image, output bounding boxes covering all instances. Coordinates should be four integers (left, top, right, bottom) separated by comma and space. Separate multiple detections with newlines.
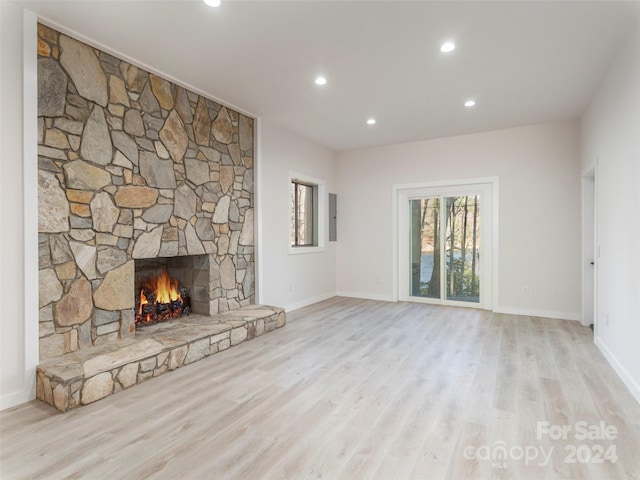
398, 182, 494, 308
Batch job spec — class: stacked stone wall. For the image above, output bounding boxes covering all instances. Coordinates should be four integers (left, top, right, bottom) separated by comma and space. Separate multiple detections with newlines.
37, 24, 255, 360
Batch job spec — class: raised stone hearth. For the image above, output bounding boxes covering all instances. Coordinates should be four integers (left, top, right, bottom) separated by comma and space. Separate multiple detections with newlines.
37, 305, 285, 412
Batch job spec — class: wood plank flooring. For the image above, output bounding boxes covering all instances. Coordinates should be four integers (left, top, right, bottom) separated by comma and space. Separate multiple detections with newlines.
1, 297, 639, 479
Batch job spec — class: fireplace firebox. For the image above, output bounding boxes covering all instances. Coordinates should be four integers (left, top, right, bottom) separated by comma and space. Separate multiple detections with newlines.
135, 255, 209, 326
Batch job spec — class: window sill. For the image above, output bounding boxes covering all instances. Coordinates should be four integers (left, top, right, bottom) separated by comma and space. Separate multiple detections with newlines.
288, 245, 326, 255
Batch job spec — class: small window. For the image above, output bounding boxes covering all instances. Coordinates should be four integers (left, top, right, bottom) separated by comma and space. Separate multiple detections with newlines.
291, 180, 318, 247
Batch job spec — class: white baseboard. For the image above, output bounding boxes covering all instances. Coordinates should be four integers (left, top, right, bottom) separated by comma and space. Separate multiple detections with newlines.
335, 291, 396, 303
284, 292, 337, 312
494, 306, 579, 321
1, 388, 35, 412
595, 336, 640, 405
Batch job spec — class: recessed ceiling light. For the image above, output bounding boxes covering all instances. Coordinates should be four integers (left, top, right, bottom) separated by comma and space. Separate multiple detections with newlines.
314, 76, 327, 86
367, 118, 376, 125
440, 42, 456, 53
464, 100, 476, 107
204, 0, 221, 6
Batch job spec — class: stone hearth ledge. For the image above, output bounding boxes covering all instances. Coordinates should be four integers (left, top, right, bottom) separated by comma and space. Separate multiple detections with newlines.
36, 304, 285, 412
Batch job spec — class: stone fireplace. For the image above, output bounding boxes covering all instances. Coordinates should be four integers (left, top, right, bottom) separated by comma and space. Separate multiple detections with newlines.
37, 24, 256, 362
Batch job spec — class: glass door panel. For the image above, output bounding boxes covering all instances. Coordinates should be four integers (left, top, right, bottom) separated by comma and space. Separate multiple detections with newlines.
409, 197, 441, 299
444, 196, 480, 303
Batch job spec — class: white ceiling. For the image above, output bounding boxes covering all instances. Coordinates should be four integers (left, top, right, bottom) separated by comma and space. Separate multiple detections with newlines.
17, 0, 640, 152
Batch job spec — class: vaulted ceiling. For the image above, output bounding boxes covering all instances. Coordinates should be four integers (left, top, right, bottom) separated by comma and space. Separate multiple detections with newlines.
17, 0, 640, 151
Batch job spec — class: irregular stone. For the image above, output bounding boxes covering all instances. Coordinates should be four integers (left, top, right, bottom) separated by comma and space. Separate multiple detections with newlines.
39, 145, 67, 160
113, 150, 133, 169
239, 114, 253, 151
117, 363, 138, 389
185, 223, 205, 255
159, 241, 178, 257
55, 261, 76, 280
93, 260, 134, 310
132, 226, 163, 259
55, 276, 93, 326
124, 64, 147, 93
90, 192, 119, 233
174, 86, 193, 124
220, 256, 236, 290
243, 169, 253, 192
243, 270, 254, 298
38, 38, 51, 57
154, 140, 170, 159
55, 118, 84, 135
97, 247, 127, 274
70, 241, 98, 279
142, 204, 173, 224
39, 170, 69, 233
168, 345, 188, 370
228, 143, 241, 165
174, 184, 197, 220
111, 131, 139, 166
81, 372, 114, 405
109, 74, 130, 107
159, 110, 188, 163
96, 323, 119, 336
212, 196, 230, 224
220, 165, 234, 194
195, 218, 214, 241
200, 146, 220, 162
184, 338, 209, 365
229, 230, 240, 255
139, 151, 176, 188
228, 201, 240, 223
114, 186, 158, 208
64, 160, 111, 191
69, 229, 95, 242
59, 35, 107, 107
230, 327, 247, 346
40, 333, 65, 360
39, 268, 63, 307
139, 81, 160, 114
217, 234, 229, 255
149, 74, 173, 110
53, 384, 68, 412
38, 58, 67, 117
211, 106, 233, 144
193, 97, 210, 146
45, 129, 71, 149
80, 106, 112, 166
49, 235, 72, 264
124, 109, 145, 137
94, 309, 120, 326
239, 209, 254, 245
185, 158, 209, 186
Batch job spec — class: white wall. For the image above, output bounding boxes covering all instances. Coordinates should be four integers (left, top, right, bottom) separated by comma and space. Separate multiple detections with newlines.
0, 3, 35, 410
580, 19, 640, 402
258, 120, 337, 311
336, 121, 582, 319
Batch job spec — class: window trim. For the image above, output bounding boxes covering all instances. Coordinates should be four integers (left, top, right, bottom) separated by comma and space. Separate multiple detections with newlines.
289, 171, 326, 255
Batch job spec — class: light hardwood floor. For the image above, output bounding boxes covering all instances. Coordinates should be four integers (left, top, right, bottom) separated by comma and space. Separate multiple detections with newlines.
1, 297, 639, 479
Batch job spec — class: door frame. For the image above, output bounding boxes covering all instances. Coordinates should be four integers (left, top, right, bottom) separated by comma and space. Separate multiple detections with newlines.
392, 177, 499, 310
581, 167, 597, 327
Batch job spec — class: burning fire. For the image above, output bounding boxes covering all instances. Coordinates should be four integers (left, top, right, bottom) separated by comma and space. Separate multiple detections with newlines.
136, 269, 190, 325
139, 269, 180, 310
